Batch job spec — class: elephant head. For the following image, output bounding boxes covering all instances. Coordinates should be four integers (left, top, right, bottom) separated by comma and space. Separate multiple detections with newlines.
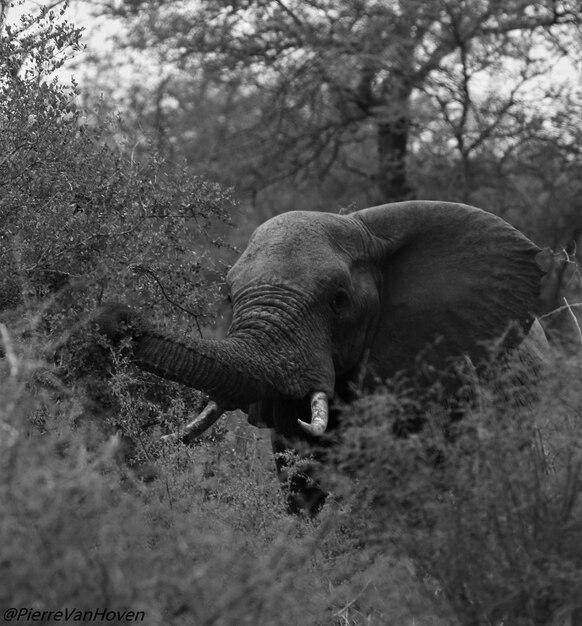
94, 201, 545, 512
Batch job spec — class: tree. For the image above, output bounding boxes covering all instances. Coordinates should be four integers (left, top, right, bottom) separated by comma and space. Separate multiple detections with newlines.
78, 0, 582, 320
0, 1, 234, 330
85, 0, 582, 208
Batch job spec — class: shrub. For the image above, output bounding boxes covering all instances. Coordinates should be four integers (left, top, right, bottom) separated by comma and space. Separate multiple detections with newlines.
333, 353, 582, 625
0, 4, 234, 337
1, 317, 459, 626
0, 3, 235, 479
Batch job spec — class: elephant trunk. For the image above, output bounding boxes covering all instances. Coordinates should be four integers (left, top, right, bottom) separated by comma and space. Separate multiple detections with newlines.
133, 332, 274, 406
99, 284, 336, 437
132, 326, 333, 410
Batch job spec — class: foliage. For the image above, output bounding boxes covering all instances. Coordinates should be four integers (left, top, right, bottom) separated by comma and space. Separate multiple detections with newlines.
4, 321, 582, 624
331, 353, 582, 625
0, 2, 236, 498
0, 337, 454, 626
2, 4, 582, 626
0, 1, 234, 335
84, 1, 582, 212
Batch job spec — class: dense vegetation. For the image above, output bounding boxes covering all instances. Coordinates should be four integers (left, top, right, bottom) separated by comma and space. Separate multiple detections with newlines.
2, 2, 582, 624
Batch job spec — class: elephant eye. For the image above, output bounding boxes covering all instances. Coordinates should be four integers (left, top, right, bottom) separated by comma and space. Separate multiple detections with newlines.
331, 289, 350, 312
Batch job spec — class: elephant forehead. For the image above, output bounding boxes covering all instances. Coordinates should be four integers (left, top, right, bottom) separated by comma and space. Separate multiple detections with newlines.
254, 211, 350, 249
229, 212, 362, 286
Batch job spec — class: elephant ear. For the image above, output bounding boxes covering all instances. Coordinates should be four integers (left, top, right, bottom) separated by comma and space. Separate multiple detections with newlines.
355, 201, 545, 379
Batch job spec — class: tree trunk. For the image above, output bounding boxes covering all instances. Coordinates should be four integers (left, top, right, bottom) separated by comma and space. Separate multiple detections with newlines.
376, 115, 413, 202
376, 71, 414, 203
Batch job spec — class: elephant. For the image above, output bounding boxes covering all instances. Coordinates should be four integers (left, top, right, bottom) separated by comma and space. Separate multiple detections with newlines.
93, 200, 548, 513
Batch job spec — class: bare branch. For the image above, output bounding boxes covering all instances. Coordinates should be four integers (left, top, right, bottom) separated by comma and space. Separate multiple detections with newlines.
562, 297, 582, 343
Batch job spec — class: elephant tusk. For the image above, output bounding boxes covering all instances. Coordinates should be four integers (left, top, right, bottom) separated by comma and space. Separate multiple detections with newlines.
297, 392, 329, 437
160, 401, 224, 445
